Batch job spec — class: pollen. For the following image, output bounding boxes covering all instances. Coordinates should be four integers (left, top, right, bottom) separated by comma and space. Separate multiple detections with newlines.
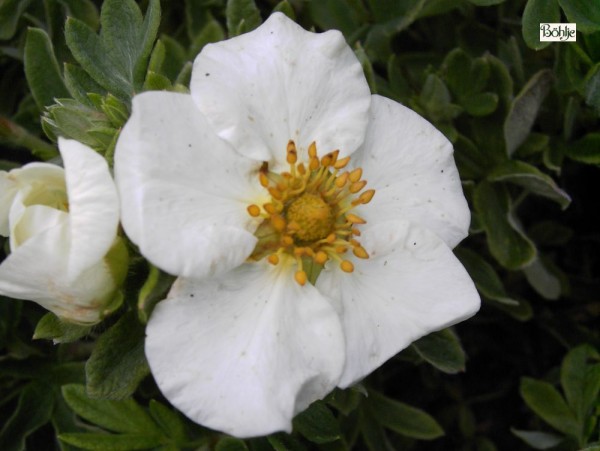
247, 140, 375, 285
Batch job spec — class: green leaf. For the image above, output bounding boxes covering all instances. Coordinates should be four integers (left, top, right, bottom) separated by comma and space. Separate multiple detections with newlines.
273, 1, 296, 19
59, 433, 165, 450
293, 402, 341, 444
367, 390, 444, 440
85, 312, 150, 400
523, 257, 562, 300
488, 160, 571, 209
520, 377, 579, 437
560, 345, 600, 424
455, 247, 519, 305
63, 63, 107, 106
412, 328, 466, 374
216, 437, 249, 451
65, 0, 160, 100
584, 63, 600, 115
24, 28, 70, 109
462, 92, 498, 116
473, 182, 537, 270
62, 384, 159, 434
504, 70, 554, 156
226, 0, 262, 37
511, 429, 564, 449
558, 0, 600, 33
468, 0, 505, 5
33, 312, 91, 343
0, 0, 32, 40
0, 382, 55, 451
564, 133, 600, 164
522, 0, 560, 50
149, 400, 186, 443
454, 134, 489, 179
190, 17, 226, 56
59, 0, 100, 29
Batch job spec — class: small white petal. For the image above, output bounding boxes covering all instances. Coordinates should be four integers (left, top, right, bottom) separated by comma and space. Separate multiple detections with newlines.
146, 262, 345, 438
317, 220, 480, 388
59, 138, 120, 281
11, 205, 67, 248
0, 219, 115, 324
115, 92, 264, 279
352, 95, 471, 248
0, 171, 18, 236
191, 12, 371, 168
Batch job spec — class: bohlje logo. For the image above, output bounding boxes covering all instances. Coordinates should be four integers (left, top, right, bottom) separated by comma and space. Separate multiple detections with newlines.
540, 23, 577, 42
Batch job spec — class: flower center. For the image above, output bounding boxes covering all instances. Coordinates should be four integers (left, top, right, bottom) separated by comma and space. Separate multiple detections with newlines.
286, 193, 333, 242
247, 140, 375, 286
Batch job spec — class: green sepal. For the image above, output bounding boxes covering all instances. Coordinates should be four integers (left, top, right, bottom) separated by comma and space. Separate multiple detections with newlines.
137, 264, 175, 324
33, 312, 91, 343
63, 63, 107, 107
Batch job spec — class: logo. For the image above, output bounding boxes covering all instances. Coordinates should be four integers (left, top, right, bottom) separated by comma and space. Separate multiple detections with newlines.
540, 23, 576, 42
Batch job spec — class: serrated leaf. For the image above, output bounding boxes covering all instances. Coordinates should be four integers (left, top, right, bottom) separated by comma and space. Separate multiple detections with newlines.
412, 328, 466, 374
293, 402, 341, 444
59, 432, 165, 450
33, 312, 91, 343
488, 160, 571, 209
511, 429, 564, 449
24, 28, 70, 109
504, 70, 554, 156
455, 247, 519, 305
558, 0, 600, 33
85, 312, 149, 400
474, 182, 537, 270
62, 384, 158, 434
0, 382, 55, 451
226, 0, 261, 37
367, 391, 444, 440
520, 377, 579, 437
560, 345, 600, 424
522, 0, 560, 50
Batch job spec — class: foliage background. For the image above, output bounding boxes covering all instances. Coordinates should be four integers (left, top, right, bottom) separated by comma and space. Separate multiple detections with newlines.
0, 0, 599, 450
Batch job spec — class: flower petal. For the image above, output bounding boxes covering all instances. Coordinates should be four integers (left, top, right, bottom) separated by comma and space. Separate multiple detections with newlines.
115, 91, 264, 279
145, 262, 345, 437
0, 171, 18, 236
0, 218, 115, 324
191, 12, 371, 168
317, 220, 480, 388
353, 95, 470, 248
60, 138, 120, 281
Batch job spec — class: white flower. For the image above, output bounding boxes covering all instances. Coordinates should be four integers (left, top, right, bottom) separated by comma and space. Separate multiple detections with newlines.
0, 138, 124, 325
115, 13, 480, 438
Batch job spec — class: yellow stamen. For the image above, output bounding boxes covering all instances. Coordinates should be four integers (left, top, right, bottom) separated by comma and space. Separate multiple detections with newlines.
287, 140, 298, 164
247, 204, 261, 217
349, 168, 362, 183
334, 156, 350, 169
346, 213, 366, 224
295, 270, 307, 286
340, 260, 354, 273
353, 246, 369, 259
349, 180, 367, 194
267, 254, 279, 265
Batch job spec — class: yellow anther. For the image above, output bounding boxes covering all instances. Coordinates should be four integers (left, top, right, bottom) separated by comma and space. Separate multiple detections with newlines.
334, 156, 350, 169
325, 233, 336, 243
330, 150, 340, 164
321, 154, 332, 167
353, 246, 369, 259
349, 180, 367, 194
282, 235, 294, 246
308, 141, 317, 158
287, 220, 301, 232
247, 204, 261, 217
263, 203, 278, 214
304, 247, 314, 257
297, 163, 306, 175
271, 214, 286, 231
335, 245, 347, 254
267, 254, 280, 265
351, 228, 361, 236
294, 247, 305, 256
287, 140, 298, 164
340, 260, 354, 273
259, 172, 269, 187
268, 187, 283, 200
358, 189, 375, 204
346, 213, 366, 224
349, 168, 362, 183
314, 251, 328, 264
295, 270, 308, 286
309, 157, 320, 171
334, 172, 349, 188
